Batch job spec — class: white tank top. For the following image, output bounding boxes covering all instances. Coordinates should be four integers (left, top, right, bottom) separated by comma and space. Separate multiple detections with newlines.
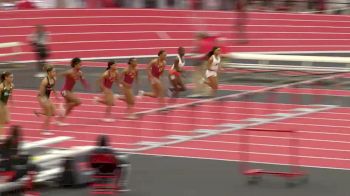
171, 55, 185, 70
209, 55, 220, 72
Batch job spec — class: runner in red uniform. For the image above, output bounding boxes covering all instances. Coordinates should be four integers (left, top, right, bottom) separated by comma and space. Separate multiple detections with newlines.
57, 57, 89, 125
141, 50, 167, 104
118, 58, 139, 119
94, 60, 119, 122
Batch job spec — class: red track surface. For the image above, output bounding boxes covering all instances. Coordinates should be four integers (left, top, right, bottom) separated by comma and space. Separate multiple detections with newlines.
2, 9, 350, 62
4, 89, 350, 170
2, 8, 350, 171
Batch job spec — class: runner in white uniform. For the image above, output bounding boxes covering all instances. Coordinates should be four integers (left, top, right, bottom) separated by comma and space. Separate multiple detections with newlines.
205, 53, 220, 78
204, 47, 221, 96
168, 47, 186, 97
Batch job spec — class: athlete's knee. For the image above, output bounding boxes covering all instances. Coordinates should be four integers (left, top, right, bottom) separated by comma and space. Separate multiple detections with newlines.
74, 99, 82, 106
128, 99, 135, 106
106, 100, 114, 106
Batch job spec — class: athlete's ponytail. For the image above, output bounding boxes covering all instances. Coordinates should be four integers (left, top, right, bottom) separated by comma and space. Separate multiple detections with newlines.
158, 50, 166, 56
206, 46, 220, 59
1, 71, 11, 83
71, 57, 81, 68
128, 58, 136, 65
46, 65, 54, 73
106, 60, 115, 70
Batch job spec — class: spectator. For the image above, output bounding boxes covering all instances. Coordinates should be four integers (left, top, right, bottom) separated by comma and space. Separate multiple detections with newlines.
235, 0, 248, 44
28, 25, 50, 78
90, 135, 130, 191
0, 125, 21, 165
0, 125, 38, 182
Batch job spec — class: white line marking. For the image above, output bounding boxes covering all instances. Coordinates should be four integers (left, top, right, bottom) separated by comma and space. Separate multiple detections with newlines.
137, 141, 164, 146
166, 135, 192, 140
0, 15, 349, 23
244, 118, 270, 123
218, 124, 245, 129
3, 23, 350, 29
12, 93, 302, 113
11, 88, 350, 111
10, 90, 350, 120
136, 105, 337, 152
9, 110, 350, 138
9, 125, 350, 150
156, 31, 171, 39
268, 113, 292, 117
3, 31, 350, 38
194, 129, 220, 134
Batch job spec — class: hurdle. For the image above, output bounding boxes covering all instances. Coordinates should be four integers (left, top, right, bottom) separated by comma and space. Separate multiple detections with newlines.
239, 128, 308, 186
224, 63, 350, 73
134, 71, 346, 117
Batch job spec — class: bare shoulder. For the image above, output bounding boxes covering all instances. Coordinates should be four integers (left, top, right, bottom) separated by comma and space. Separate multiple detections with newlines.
41, 77, 48, 85
150, 58, 158, 64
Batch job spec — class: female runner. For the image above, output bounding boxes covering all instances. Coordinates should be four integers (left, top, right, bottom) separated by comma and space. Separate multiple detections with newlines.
94, 60, 119, 122
118, 58, 139, 119
58, 57, 89, 125
141, 50, 167, 105
168, 47, 186, 97
34, 66, 58, 135
204, 47, 222, 96
0, 72, 14, 137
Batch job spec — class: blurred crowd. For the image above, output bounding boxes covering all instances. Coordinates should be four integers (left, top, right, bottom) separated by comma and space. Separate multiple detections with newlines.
0, 0, 349, 14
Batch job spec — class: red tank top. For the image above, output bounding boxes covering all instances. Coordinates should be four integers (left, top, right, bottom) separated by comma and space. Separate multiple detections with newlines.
124, 70, 137, 85
151, 60, 164, 78
62, 73, 79, 91
103, 72, 116, 89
